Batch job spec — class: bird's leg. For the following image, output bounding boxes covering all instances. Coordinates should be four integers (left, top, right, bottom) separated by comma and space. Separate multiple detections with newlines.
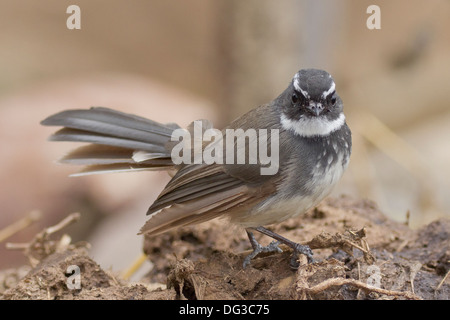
253, 226, 314, 269
242, 229, 283, 268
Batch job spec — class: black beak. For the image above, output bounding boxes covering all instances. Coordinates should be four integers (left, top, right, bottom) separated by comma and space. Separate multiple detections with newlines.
307, 102, 324, 116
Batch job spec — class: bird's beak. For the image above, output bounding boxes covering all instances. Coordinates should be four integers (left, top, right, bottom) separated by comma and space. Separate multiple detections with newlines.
307, 102, 324, 116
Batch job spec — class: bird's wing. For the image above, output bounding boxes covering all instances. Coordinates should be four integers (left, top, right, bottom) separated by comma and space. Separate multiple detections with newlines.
140, 104, 282, 236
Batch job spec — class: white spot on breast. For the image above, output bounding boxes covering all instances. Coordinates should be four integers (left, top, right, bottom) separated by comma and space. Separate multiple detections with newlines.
332, 142, 338, 152
307, 152, 348, 203
327, 155, 333, 165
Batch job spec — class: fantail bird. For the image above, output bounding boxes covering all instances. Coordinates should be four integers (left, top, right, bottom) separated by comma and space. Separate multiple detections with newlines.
41, 68, 352, 268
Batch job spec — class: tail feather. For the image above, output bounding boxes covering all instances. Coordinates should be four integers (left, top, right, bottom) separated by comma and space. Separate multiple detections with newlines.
41, 107, 178, 174
41, 107, 177, 137
49, 127, 168, 153
41, 107, 177, 146
60, 144, 137, 165
69, 162, 173, 176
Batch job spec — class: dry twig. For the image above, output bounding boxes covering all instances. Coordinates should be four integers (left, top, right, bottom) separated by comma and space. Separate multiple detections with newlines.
6, 212, 84, 266
435, 267, 450, 293
302, 277, 421, 300
305, 228, 375, 264
0, 210, 41, 243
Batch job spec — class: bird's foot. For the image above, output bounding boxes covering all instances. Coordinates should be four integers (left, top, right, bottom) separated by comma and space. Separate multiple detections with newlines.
243, 226, 315, 269
289, 243, 315, 269
243, 231, 283, 268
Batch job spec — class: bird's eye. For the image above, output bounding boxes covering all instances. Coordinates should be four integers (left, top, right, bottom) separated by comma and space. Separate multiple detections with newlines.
292, 93, 299, 104
331, 97, 337, 105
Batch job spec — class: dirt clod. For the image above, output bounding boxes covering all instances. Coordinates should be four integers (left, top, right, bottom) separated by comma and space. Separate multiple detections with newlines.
1, 196, 449, 300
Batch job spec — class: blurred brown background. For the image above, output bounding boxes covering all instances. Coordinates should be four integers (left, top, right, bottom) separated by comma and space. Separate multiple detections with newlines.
0, 0, 449, 271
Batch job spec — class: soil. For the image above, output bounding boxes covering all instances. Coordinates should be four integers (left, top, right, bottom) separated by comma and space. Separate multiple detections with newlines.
0, 196, 448, 300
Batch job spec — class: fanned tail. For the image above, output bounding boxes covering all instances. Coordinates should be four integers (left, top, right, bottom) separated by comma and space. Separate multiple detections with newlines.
41, 107, 179, 174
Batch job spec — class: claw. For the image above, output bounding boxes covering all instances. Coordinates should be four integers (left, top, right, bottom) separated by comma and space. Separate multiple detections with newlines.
244, 226, 315, 269
289, 243, 314, 269
243, 231, 283, 268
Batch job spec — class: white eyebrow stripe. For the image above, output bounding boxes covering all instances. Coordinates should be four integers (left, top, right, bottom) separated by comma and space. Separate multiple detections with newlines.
322, 81, 336, 99
293, 73, 310, 98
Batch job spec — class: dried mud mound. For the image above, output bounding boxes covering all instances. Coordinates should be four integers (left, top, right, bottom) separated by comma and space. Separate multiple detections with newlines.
1, 196, 449, 300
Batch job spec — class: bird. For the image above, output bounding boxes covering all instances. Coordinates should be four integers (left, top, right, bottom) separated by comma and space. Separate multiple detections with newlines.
41, 68, 352, 269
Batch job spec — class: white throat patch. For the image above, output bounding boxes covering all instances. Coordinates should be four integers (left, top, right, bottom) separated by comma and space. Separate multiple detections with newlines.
281, 113, 345, 137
